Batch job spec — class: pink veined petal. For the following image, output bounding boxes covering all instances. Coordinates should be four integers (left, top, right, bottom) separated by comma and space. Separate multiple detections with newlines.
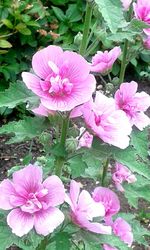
133, 112, 150, 130
120, 0, 132, 10
13, 164, 43, 195
70, 105, 84, 118
103, 244, 118, 250
134, 91, 150, 111
7, 208, 34, 237
76, 214, 112, 235
32, 45, 63, 79
77, 190, 105, 219
34, 207, 64, 236
116, 81, 138, 103
69, 180, 80, 208
22, 72, 43, 97
43, 175, 65, 207
60, 51, 90, 82
0, 180, 16, 210
41, 74, 96, 112
32, 103, 55, 117
92, 187, 120, 218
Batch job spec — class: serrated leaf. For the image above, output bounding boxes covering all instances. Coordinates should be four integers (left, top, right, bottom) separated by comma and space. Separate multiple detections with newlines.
0, 39, 12, 48
108, 32, 134, 42
131, 128, 149, 160
68, 155, 87, 178
0, 81, 39, 108
0, 117, 48, 144
95, 0, 126, 33
129, 19, 150, 33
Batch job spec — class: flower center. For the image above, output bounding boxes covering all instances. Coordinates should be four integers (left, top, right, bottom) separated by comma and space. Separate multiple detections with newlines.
94, 114, 101, 126
49, 75, 73, 96
21, 188, 48, 214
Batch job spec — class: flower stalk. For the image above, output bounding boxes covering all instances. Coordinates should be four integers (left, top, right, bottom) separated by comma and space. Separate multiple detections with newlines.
101, 158, 109, 186
79, 1, 93, 55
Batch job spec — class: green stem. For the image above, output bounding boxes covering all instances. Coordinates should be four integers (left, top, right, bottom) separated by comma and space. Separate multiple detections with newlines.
36, 236, 48, 250
79, 1, 93, 55
85, 38, 100, 57
101, 158, 109, 186
119, 5, 133, 84
119, 39, 129, 84
55, 116, 69, 177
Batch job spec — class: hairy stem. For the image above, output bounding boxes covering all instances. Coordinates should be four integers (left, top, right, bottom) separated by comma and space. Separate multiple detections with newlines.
79, 1, 93, 55
101, 158, 109, 186
36, 236, 48, 250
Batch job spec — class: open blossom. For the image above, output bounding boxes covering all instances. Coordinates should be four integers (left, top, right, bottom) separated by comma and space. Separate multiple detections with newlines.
32, 103, 55, 117
65, 180, 111, 235
77, 127, 93, 149
22, 45, 96, 112
0, 165, 65, 237
115, 81, 150, 130
90, 47, 121, 74
92, 187, 120, 225
113, 162, 137, 192
83, 92, 132, 149
120, 0, 132, 10
133, 0, 150, 35
113, 218, 133, 246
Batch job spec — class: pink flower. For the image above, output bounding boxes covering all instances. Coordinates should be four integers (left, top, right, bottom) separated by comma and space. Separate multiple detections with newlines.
65, 180, 111, 235
78, 128, 93, 149
32, 103, 55, 117
143, 36, 150, 49
90, 47, 121, 74
83, 92, 132, 149
103, 244, 118, 250
92, 187, 120, 225
133, 0, 150, 35
120, 0, 132, 10
113, 162, 137, 192
113, 218, 133, 246
22, 45, 96, 112
0, 165, 65, 237
115, 81, 150, 130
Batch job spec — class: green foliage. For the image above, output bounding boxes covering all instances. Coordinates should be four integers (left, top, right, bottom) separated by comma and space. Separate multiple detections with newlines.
0, 116, 48, 143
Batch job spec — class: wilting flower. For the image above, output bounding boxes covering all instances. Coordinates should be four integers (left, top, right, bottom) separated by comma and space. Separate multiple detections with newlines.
133, 0, 150, 35
0, 165, 65, 237
103, 244, 118, 250
22, 45, 96, 112
143, 36, 150, 49
113, 162, 137, 192
83, 92, 132, 149
92, 187, 120, 225
32, 103, 55, 117
90, 47, 121, 74
65, 180, 111, 235
77, 127, 93, 149
120, 0, 132, 10
115, 81, 150, 130
113, 218, 133, 246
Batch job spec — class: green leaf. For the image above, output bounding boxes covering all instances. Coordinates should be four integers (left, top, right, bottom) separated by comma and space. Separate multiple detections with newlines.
66, 4, 82, 23
131, 128, 149, 160
55, 232, 71, 250
108, 31, 134, 42
0, 117, 48, 144
95, 0, 126, 33
0, 81, 39, 108
15, 23, 31, 35
0, 39, 12, 48
52, 6, 66, 22
129, 18, 150, 33
2, 19, 13, 29
68, 155, 87, 178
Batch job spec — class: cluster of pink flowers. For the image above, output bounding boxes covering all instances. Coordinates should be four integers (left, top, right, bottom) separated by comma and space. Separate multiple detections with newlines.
113, 162, 137, 192
22, 45, 150, 150
66, 182, 133, 249
0, 165, 133, 249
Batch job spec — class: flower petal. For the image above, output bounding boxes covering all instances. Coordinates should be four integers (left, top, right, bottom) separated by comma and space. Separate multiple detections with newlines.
32, 45, 63, 79
7, 208, 34, 237
34, 207, 64, 236
0, 180, 16, 209
22, 72, 43, 97
69, 180, 80, 207
43, 175, 65, 207
13, 164, 43, 195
